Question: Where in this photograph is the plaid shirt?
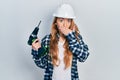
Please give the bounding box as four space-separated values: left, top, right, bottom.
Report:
31 31 89 80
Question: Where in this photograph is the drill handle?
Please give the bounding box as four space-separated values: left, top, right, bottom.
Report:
27 20 41 45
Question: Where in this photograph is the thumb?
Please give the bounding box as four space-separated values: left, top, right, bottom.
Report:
32 38 39 44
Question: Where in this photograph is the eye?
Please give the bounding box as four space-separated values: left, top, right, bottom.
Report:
59 19 63 22
68 19 72 22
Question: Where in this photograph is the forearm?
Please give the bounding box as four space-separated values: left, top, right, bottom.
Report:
31 46 48 69
66 31 89 62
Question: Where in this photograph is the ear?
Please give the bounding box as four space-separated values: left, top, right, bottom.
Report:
55 23 57 25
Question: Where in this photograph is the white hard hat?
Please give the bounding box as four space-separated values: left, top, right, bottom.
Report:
53 4 76 19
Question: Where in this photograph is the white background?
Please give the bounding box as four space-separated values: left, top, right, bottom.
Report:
0 0 120 80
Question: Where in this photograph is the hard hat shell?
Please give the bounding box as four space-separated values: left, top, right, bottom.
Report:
53 4 75 19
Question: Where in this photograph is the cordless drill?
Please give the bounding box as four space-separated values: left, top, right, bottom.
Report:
27 20 41 45
28 20 49 58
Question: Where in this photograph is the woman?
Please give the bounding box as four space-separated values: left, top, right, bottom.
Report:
31 4 89 80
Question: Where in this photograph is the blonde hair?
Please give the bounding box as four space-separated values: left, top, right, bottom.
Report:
50 17 80 69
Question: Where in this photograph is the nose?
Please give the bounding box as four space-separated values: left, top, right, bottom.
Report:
63 20 67 27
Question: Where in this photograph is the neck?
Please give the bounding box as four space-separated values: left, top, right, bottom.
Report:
59 35 65 43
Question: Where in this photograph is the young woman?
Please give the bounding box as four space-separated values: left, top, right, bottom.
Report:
31 4 89 80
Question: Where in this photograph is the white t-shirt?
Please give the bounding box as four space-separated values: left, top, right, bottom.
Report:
52 41 71 80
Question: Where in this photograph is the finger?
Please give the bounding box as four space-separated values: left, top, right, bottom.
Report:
32 39 39 44
35 39 39 43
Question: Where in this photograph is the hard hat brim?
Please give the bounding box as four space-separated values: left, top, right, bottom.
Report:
53 14 76 19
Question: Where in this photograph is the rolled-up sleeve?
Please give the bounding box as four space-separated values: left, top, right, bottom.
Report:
31 35 50 69
66 31 89 62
